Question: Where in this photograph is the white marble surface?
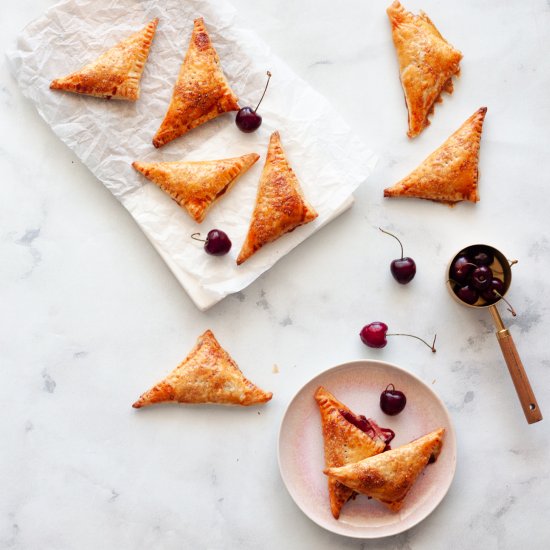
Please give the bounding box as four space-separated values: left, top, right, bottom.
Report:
1 0 549 548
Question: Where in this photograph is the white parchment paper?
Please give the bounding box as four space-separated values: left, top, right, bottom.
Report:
7 0 376 310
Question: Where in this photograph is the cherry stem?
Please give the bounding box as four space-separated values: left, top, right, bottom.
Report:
385 383 396 392
379 227 404 259
491 260 517 275
254 71 272 113
494 291 517 316
387 333 437 353
191 232 206 243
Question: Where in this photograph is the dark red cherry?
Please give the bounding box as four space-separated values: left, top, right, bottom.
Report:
471 265 493 290
380 384 407 416
236 71 271 133
360 322 388 348
360 322 437 352
205 230 232 255
191 230 232 256
391 258 416 284
450 255 475 284
472 248 494 266
455 284 479 305
380 228 416 284
481 278 505 303
235 107 262 133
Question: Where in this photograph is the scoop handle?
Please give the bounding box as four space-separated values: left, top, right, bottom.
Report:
495 329 542 424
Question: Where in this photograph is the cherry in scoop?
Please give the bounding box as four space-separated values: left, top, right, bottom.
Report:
235 71 272 133
450 255 475 284
470 265 493 290
450 246 517 315
455 284 479 305
379 228 416 284
481 278 505 304
472 248 494 266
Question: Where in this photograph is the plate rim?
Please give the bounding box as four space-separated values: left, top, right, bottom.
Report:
277 358 457 539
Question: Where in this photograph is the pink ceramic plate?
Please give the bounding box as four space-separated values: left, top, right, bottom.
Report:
277 360 456 538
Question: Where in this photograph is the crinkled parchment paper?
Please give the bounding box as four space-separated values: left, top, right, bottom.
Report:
7 0 376 310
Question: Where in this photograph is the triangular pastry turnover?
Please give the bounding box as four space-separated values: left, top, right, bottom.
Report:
324 428 445 512
50 18 158 101
152 18 239 148
132 153 259 223
387 1 462 137
133 330 272 408
315 387 387 519
384 107 487 203
236 131 318 265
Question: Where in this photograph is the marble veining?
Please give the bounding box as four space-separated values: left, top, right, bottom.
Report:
2 0 550 549
41 369 56 393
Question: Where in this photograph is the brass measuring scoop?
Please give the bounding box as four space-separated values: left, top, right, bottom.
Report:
447 244 542 424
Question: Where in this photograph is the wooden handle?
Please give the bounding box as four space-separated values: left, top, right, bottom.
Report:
496 329 542 424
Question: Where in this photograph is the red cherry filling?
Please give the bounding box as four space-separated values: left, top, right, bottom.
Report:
339 409 395 450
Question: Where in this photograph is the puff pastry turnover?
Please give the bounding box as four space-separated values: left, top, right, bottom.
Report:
133 330 272 408
236 131 318 265
50 18 158 101
315 387 387 519
387 1 462 138
384 107 487 203
132 153 259 223
152 18 239 148
325 428 445 512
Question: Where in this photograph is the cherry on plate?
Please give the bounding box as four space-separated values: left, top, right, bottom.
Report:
380 384 407 416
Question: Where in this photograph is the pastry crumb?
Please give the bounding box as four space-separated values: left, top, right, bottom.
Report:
272 364 279 373
432 379 436 384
